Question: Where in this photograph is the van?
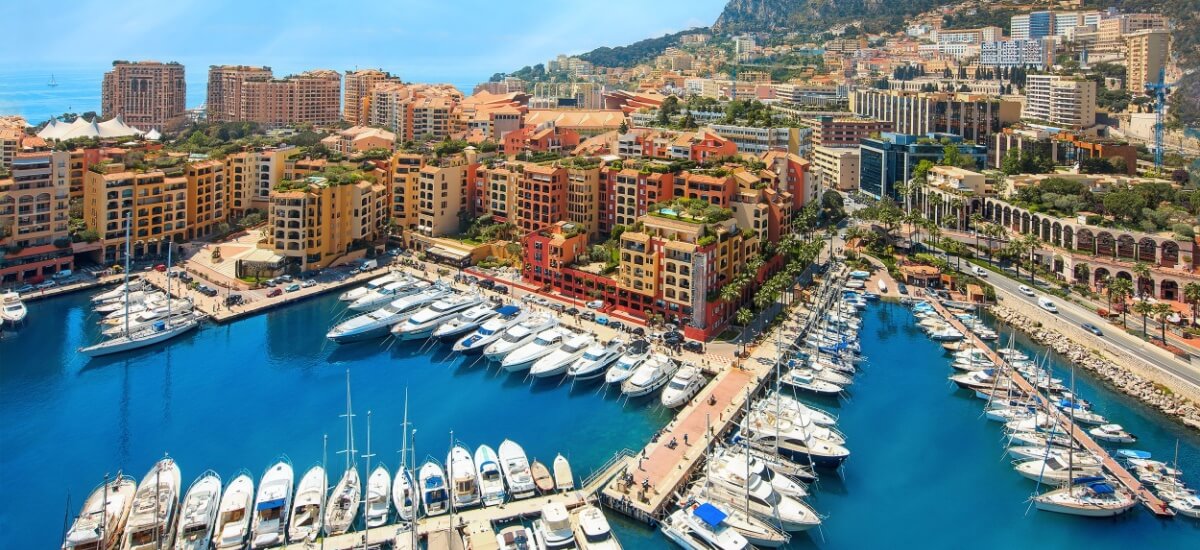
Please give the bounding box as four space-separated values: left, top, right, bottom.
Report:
360 259 378 270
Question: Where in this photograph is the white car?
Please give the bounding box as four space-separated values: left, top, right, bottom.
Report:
972 266 988 278
1038 297 1058 313
586 300 604 309
1018 284 1035 297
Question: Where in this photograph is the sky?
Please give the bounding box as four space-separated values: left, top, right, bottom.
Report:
5 0 727 83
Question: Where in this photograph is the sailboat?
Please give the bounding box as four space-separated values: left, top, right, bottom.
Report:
287 463 326 542
325 371 361 535
62 474 137 550
364 411 392 528
49 74 58 87
81 236 200 357
392 391 416 523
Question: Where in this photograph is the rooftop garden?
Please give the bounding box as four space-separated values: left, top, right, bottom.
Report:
648 197 734 224
1010 177 1199 238
274 165 376 192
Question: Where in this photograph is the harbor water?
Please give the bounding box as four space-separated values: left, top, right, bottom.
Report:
2 294 1198 548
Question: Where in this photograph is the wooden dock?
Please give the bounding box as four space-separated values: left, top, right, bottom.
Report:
925 297 1174 517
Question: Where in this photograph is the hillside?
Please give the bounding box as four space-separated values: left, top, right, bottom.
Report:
712 0 956 34
577 29 706 68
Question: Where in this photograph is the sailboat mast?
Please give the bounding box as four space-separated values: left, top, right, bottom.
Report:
447 430 455 528
165 242 172 328
321 434 328 537
410 428 418 550
362 410 373 546
122 214 132 336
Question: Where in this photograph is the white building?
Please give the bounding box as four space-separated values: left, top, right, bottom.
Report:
1024 75 1097 130
810 146 860 192
979 39 1054 68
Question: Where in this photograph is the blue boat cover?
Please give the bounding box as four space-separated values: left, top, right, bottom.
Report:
496 305 520 315
694 503 727 528
1072 475 1105 485
257 498 286 511
1115 449 1151 459
1089 483 1115 494
424 476 443 489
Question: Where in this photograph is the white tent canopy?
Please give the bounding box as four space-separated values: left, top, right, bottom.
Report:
36 115 144 141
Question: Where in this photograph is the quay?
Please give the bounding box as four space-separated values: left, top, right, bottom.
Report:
925 297 1175 517
18 272 123 302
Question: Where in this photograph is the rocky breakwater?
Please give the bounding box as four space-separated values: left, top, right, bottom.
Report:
990 305 1200 430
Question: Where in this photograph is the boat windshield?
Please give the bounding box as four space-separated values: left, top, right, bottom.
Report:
668 380 688 390
582 351 604 361
532 335 558 346
478 327 496 336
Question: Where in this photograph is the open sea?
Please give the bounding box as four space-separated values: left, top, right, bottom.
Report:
1 294 1198 548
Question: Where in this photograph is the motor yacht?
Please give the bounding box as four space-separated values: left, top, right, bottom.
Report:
1089 424 1136 444
1169 494 1200 519
1014 456 1102 483
418 461 450 517
571 505 621 550
756 391 838 427
392 293 485 340
213 473 254 550
446 445 481 510
568 338 625 381
93 279 146 303
780 368 843 396
324 466 360 535
621 354 679 397
530 331 594 378
287 465 326 543
0 291 27 325
121 457 182 550
62 474 137 550
1007 445 1095 462
453 306 527 354
95 290 163 314
747 409 846 446
365 465 391 528
327 286 450 343
174 471 222 550
483 313 558 361
432 303 503 342
347 278 427 312
249 458 293 549
498 439 537 499
661 366 706 408
950 369 1009 391
984 405 1037 423
1033 476 1136 517
735 428 850 468
391 467 416 523
711 447 808 498
339 273 400 302
661 501 750 550
475 445 507 507
604 340 651 385
496 526 541 550
695 478 820 532
501 327 568 372
532 502 576 550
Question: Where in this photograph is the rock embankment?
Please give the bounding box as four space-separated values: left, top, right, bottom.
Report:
990 306 1200 430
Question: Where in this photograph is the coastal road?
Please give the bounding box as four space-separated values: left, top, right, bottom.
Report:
982 267 1200 389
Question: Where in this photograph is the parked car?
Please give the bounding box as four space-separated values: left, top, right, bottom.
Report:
596 315 609 325
684 341 704 353
580 311 596 322
631 327 646 337
565 307 580 316
607 320 624 332
1018 284 1036 297
285 283 301 293
1081 322 1103 336
664 331 683 344
267 288 283 298
493 284 509 295
586 300 604 309
225 294 244 306
53 269 73 279
279 274 294 283
533 297 550 306
263 279 278 287
896 282 908 295
198 285 219 297
154 264 167 272
36 280 56 289
478 279 496 290
301 279 317 288
549 303 565 313
15 284 34 293
179 272 193 283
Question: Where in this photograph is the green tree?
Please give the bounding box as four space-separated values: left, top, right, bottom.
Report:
1107 277 1134 327
735 307 754 355
1132 299 1156 339
1152 302 1174 342
1184 282 1200 325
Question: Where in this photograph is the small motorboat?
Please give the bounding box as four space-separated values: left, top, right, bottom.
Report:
876 279 888 293
531 460 555 494
572 504 621 550
780 368 843 396
661 501 751 550
213 472 254 549
431 303 502 341
418 461 450 517
1169 494 1200 519
250 458 293 549
453 306 527 354
496 525 539 550
553 454 574 492
175 470 222 550
530 331 593 378
568 338 625 381
483 314 558 361
1089 424 1136 444
532 502 575 550
474 445 507 507
365 465 391 528
604 340 650 385
501 327 567 372
0 291 27 325
661 365 706 408
497 439 537 499
621 353 678 397
446 445 481 510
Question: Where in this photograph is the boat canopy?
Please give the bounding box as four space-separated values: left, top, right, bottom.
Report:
496 305 520 316
693 503 727 528
1088 483 1116 494
257 498 286 511
1072 475 1106 485
1115 449 1152 459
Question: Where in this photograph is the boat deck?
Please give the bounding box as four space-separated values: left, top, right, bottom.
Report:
925 298 1174 517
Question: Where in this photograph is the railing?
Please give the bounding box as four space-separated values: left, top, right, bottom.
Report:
581 448 635 492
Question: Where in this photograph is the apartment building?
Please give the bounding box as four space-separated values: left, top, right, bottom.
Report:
522 220 589 284
0 126 22 172
979 39 1054 68
225 146 300 215
502 123 580 156
565 163 601 240
83 162 190 263
850 89 1020 144
1011 11 1054 40
343 69 400 125
931 26 1003 44
811 146 861 192
804 116 891 147
0 151 73 282
369 83 462 142
608 168 674 229
1125 30 1170 91
675 172 737 207
704 124 806 155
389 153 425 241
319 126 396 156
184 160 226 239
517 164 567 234
1024 75 1097 130
858 133 986 200
101 61 186 130
417 156 469 238
206 65 273 123
242 70 341 128
267 174 387 270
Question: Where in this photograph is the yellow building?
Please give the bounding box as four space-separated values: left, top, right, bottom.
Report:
268 173 387 270
390 153 426 241
185 160 227 239
565 163 601 240
224 146 299 215
83 162 189 263
0 150 73 281
1125 29 1170 91
417 156 469 238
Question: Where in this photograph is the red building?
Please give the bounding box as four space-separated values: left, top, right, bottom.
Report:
502 122 581 156
517 164 568 233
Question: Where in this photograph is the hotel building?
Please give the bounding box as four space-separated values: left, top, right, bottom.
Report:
101 61 187 130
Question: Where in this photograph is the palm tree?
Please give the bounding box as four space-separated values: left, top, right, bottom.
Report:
1131 261 1151 298
1022 233 1041 284
1184 282 1200 326
1152 302 1174 342
719 283 742 305
1107 277 1133 327
735 307 754 355
1132 299 1155 338
1074 262 1090 286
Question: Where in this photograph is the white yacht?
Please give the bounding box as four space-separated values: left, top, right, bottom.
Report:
392 293 485 340
532 502 576 550
365 465 392 528
1 291 27 325
327 286 450 342
453 306 526 354
324 468 360 535
1014 456 1102 483
1033 476 1137 517
287 465 326 543
661 502 750 550
621 354 679 397
530 331 594 378
568 339 625 381
736 428 850 469
82 316 201 357
498 439 537 499
604 340 651 385
475 444 507 507
347 278 427 312
447 445 482 510
121 457 182 550
501 327 568 372
173 471 222 550
697 478 820 532
572 505 621 550
103 306 197 337
95 290 163 314
661 366 706 408
432 303 502 342
93 279 146 303
1089 424 1136 444
391 467 415 523
418 461 450 517
748 408 846 446
213 473 254 550
339 273 401 302
482 313 558 361
62 474 137 550
249 459 293 549
755 391 839 427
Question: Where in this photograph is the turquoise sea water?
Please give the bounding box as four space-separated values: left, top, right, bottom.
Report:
1 295 1198 548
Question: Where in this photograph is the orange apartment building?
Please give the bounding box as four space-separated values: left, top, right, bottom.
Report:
389 153 425 243
83 162 190 263
101 61 187 130
343 69 401 125
368 83 463 142
0 151 73 283
184 160 226 239
517 164 568 234
267 174 388 270
605 167 675 230
502 123 580 156
206 67 341 127
206 65 273 123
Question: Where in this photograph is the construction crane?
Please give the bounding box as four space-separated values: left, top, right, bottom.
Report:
1145 68 1178 174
